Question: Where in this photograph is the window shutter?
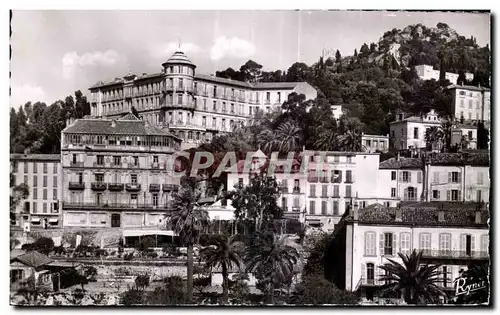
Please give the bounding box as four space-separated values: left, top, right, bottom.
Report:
374 265 380 285
379 233 384 256
446 190 451 201
458 190 462 201
408 172 412 182
437 191 440 199
458 172 462 183
392 233 397 256
364 234 368 256
459 234 466 251
417 171 422 183
399 171 403 181
448 172 452 183
361 263 366 282
415 187 418 201
471 235 476 252
404 188 408 201
419 233 424 249
399 233 403 253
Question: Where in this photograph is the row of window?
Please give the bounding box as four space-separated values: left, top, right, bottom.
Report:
364 232 489 257
391 171 484 185
21 175 58 188
66 134 178 148
307 200 345 215
197 98 246 115
459 98 482 109
24 201 59 214
390 170 422 183
13 162 58 174
69 192 171 207
308 184 353 198
28 188 58 201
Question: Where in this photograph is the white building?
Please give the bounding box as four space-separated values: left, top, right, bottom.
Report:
390 110 441 150
361 134 389 153
377 157 423 205
414 64 474 85
331 202 489 303
330 105 344 120
447 84 491 123
425 152 490 203
10 154 63 229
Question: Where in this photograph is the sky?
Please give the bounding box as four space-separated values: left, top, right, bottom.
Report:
10 10 490 109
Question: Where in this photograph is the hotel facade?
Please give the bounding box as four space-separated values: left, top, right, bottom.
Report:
60 114 182 228
88 51 317 150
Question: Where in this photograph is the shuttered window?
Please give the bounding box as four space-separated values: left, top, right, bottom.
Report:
400 232 411 255
364 232 376 256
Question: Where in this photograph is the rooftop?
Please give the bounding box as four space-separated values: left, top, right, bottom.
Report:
348 202 489 227
11 251 54 268
252 82 304 90
379 157 422 169
162 51 196 67
10 154 60 162
447 84 491 92
194 73 253 88
427 152 489 166
63 117 180 139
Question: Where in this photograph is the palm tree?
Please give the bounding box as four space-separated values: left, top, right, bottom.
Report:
378 249 446 304
440 117 454 152
424 126 444 151
166 179 209 303
314 122 339 151
336 129 362 152
245 233 300 304
274 121 303 153
257 128 275 154
200 234 244 304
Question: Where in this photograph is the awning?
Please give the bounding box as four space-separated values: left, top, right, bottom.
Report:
122 229 176 238
31 218 41 223
48 219 59 223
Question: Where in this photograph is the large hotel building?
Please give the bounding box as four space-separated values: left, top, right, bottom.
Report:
88 51 317 150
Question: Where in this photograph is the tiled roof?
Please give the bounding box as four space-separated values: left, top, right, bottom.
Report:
134 72 163 81
162 51 195 67
252 82 302 89
348 202 489 227
10 154 60 161
119 113 141 121
194 73 253 88
428 152 489 166
447 84 491 92
379 157 422 169
10 249 26 260
63 118 179 137
11 251 53 268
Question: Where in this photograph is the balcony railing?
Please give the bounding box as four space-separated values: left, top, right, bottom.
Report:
319 177 329 183
151 162 160 169
70 162 84 168
108 183 124 191
125 183 142 192
292 187 301 194
63 202 173 210
279 187 289 193
345 178 354 184
162 184 179 192
91 182 107 191
68 182 85 190
149 184 161 192
420 249 489 260
291 206 301 212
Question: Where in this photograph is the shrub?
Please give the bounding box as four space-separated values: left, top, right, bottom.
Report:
124 253 134 261
95 249 107 257
289 275 359 305
121 288 144 305
115 267 132 277
84 266 98 282
135 274 150 290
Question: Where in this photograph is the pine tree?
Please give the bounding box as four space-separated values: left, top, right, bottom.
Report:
354 49 358 57
335 50 341 63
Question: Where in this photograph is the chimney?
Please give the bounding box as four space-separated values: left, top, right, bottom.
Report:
438 210 445 223
396 151 400 161
395 206 402 222
461 81 463 86
352 202 359 220
475 211 482 224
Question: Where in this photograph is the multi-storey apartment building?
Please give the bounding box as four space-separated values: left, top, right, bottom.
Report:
61 114 182 229
414 64 474 85
447 84 491 123
88 51 317 150
10 154 62 229
425 152 490 203
225 150 380 232
330 202 489 303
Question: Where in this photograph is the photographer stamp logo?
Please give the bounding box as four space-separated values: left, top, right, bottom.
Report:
453 277 487 296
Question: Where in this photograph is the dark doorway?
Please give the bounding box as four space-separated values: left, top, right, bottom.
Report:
466 235 472 256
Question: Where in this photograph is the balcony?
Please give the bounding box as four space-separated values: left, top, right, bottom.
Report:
345 178 354 184
291 206 301 212
108 183 124 191
69 162 84 168
68 182 85 190
125 183 142 192
91 182 107 191
149 184 161 192
320 177 329 183
151 162 160 169
63 202 173 211
307 176 319 183
279 186 289 193
420 249 489 260
162 184 179 192
292 187 301 194
332 193 341 198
